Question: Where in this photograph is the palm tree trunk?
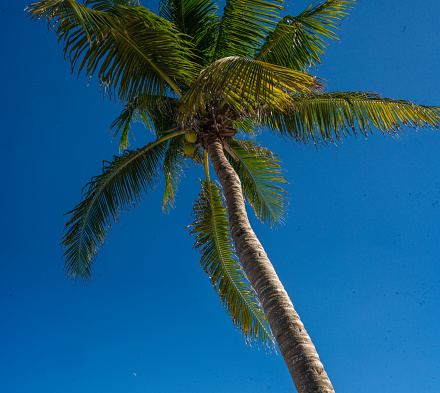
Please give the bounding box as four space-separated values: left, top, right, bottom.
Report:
206 136 334 393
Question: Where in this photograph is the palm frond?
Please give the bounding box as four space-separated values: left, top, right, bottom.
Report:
226 140 287 227
261 91 440 145
159 0 219 65
109 100 154 151
86 0 140 8
62 130 184 279
212 0 283 61
110 95 179 150
190 180 275 348
83 0 140 9
256 0 354 71
180 56 320 118
162 135 188 211
232 117 260 137
26 0 198 100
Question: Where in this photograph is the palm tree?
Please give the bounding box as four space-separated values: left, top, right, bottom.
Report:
27 0 440 391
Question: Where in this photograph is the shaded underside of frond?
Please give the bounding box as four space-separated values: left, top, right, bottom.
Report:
83 0 140 10
159 0 219 65
227 139 287 227
110 99 154 151
261 91 440 145
190 180 275 348
256 0 355 71
26 0 198 100
181 56 319 118
62 132 184 279
110 95 179 150
212 0 283 61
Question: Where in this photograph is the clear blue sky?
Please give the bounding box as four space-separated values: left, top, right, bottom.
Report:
1 1 439 392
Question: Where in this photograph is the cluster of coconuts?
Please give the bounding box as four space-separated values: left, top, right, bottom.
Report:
183 130 198 156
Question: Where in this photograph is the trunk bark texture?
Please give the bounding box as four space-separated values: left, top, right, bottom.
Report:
206 136 334 393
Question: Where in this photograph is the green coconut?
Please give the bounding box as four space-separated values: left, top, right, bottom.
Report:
185 130 198 144
183 142 196 156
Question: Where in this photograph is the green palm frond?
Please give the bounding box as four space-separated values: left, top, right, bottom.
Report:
261 91 440 144
62 130 184 279
181 56 320 117
159 0 219 65
226 140 287 227
26 0 198 99
84 0 140 9
110 95 179 150
256 0 354 71
190 180 275 348
232 117 260 137
110 101 154 151
162 135 188 211
212 0 283 61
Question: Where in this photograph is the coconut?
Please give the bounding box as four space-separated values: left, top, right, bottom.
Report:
185 130 198 144
183 143 196 156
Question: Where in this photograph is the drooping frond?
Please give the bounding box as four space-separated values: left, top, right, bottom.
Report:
260 91 440 145
190 180 275 348
110 100 154 151
162 134 188 211
62 131 184 279
256 0 354 71
159 0 219 65
26 0 198 99
181 56 320 118
212 0 283 61
110 95 179 150
226 139 287 227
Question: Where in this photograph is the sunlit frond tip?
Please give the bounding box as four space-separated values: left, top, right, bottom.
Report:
256 0 355 71
262 91 440 145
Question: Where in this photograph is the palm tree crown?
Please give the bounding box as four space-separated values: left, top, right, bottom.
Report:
27 0 440 391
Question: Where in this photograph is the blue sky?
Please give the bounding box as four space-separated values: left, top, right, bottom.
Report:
1 1 439 392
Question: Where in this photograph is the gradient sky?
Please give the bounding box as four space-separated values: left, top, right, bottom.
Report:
1 1 440 392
